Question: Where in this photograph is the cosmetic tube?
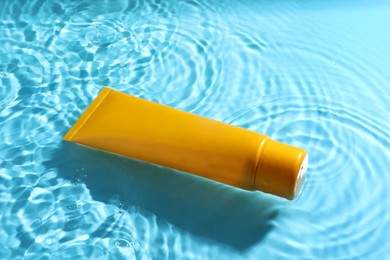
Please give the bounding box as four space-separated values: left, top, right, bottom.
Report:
64 87 308 199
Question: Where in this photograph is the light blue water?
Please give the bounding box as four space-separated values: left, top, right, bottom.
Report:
1 0 390 259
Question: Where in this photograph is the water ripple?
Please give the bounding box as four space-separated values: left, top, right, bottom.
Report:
20 201 142 259
227 93 390 258
1 0 390 259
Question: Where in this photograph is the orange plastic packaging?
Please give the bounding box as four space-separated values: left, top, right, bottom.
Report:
63 87 308 199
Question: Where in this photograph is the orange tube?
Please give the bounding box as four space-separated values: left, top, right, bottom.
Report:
63 87 308 199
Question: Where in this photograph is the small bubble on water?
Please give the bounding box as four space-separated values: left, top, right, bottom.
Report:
114 239 132 249
67 203 81 210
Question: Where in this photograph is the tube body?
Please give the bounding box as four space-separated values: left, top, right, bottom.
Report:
64 87 308 199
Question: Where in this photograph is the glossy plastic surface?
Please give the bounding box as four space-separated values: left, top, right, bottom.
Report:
64 87 308 199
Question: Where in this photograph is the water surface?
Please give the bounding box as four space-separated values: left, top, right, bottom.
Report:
1 0 389 259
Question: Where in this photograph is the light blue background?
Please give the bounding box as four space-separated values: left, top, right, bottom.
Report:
0 0 389 259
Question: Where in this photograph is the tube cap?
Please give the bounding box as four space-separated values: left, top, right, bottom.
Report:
254 140 308 200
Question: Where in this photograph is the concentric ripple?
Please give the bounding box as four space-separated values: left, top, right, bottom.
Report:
1 0 390 259
226 93 390 258
21 201 142 260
